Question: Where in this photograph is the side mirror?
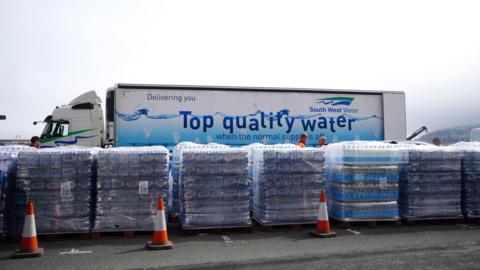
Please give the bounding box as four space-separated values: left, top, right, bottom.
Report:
0 115 6 120
33 121 38 125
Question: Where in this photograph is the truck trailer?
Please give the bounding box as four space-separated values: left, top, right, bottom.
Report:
37 84 406 148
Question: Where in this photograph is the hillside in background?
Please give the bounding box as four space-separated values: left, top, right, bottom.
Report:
417 124 480 145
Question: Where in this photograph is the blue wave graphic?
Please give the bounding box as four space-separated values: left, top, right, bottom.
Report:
339 114 383 121
333 101 352 106
117 109 179 121
54 135 96 146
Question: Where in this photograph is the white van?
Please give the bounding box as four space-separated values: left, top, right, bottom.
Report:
470 128 480 142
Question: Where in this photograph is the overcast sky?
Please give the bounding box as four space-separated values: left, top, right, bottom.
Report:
1 0 479 139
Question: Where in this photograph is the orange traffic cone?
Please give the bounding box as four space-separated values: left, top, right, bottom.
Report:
145 197 173 250
12 201 44 258
309 190 337 238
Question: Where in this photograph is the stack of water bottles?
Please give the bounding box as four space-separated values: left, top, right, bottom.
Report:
398 145 463 219
95 146 169 231
242 143 298 212
242 143 263 212
179 146 251 229
0 145 29 235
325 141 401 221
461 146 480 218
0 148 14 235
15 147 94 233
252 146 325 224
169 142 229 215
0 170 4 235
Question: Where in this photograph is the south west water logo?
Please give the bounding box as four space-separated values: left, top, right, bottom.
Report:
316 97 354 106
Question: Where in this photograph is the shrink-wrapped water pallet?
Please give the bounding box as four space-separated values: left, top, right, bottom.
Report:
452 142 480 218
325 142 400 221
15 147 94 233
0 145 30 235
399 145 463 220
242 143 298 212
252 147 325 225
170 142 229 215
94 146 169 231
179 147 251 229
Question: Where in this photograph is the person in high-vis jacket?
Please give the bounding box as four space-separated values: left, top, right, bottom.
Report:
296 133 308 148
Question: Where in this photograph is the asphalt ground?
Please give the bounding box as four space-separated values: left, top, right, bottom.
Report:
1 223 480 270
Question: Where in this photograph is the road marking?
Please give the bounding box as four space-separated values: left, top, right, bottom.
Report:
222 235 233 243
458 224 478 230
346 229 361 235
59 248 93 255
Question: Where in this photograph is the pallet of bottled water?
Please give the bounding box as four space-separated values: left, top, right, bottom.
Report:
0 145 30 235
398 145 463 219
170 142 229 215
94 146 169 231
462 149 480 218
453 142 480 218
324 141 401 221
14 147 94 233
0 171 6 235
252 147 325 225
0 145 29 174
242 143 298 212
328 200 399 220
179 147 251 229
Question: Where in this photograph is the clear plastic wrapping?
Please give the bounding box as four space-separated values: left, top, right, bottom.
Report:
242 143 298 212
325 141 402 165
0 145 30 235
0 170 5 234
328 181 398 202
15 147 94 234
253 147 325 224
179 147 251 229
398 145 463 219
324 141 401 221
94 146 169 231
453 142 480 218
328 200 399 220
169 142 229 215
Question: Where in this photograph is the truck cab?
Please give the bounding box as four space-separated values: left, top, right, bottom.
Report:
38 91 104 147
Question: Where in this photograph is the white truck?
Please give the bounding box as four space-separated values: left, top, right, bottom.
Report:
471 128 480 142
37 84 406 148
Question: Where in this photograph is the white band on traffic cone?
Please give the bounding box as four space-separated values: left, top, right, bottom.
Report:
317 202 328 221
22 214 37 238
154 210 167 231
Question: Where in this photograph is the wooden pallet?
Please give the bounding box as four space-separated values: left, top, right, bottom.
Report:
464 217 480 224
331 218 402 229
181 225 253 236
90 230 152 240
401 217 465 226
252 216 316 232
38 232 91 241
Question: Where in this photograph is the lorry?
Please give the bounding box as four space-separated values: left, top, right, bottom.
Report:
36 84 406 148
